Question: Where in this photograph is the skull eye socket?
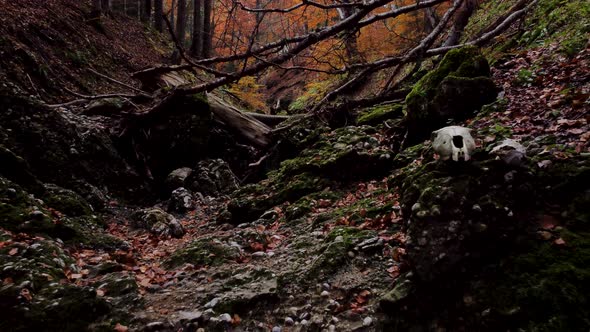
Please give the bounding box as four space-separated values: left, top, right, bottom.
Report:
452 135 464 148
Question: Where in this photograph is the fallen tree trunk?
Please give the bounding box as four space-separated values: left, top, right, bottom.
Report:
207 93 272 147
244 112 291 127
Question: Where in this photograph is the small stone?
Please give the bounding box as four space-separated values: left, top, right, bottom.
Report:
29 210 46 221
411 203 421 212
300 319 309 326
363 316 373 327
537 230 553 241
334 235 344 242
348 251 355 258
299 312 311 320
322 283 331 290
328 324 336 332
272 327 281 332
204 297 220 309
321 290 330 297
285 317 295 326
472 204 482 212
177 311 202 322
145 322 167 331
219 313 232 323
252 251 266 258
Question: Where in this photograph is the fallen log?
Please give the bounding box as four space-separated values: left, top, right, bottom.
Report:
206 93 272 148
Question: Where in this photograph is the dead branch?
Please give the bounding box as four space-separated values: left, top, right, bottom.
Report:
313 0 464 112
87 68 152 97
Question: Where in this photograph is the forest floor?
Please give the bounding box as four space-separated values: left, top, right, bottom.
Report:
0 1 589 331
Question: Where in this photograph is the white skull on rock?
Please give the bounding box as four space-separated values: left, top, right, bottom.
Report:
431 126 476 161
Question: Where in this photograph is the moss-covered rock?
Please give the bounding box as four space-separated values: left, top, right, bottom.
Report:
306 226 374 280
380 155 590 331
405 46 498 142
42 184 94 217
165 237 241 268
0 233 112 331
130 207 185 238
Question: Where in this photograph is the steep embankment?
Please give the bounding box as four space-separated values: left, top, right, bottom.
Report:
0 0 170 102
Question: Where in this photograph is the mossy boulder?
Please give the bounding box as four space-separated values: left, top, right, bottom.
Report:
165 237 241 268
130 207 185 238
380 156 590 331
306 227 374 280
0 176 54 234
397 159 535 282
405 46 499 142
0 234 111 331
42 184 94 217
186 159 239 196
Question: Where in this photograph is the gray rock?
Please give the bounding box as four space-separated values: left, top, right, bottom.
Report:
219 313 232 323
187 159 239 196
130 208 185 238
167 187 194 212
166 167 193 191
205 297 221 309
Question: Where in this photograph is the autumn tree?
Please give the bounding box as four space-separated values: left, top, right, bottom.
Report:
134 0 538 122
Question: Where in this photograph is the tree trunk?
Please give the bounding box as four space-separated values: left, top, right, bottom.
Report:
176 0 187 47
91 0 102 18
207 93 271 147
443 0 477 47
101 0 110 14
154 0 163 31
190 0 202 57
336 1 360 62
141 0 152 23
202 0 212 58
170 0 176 34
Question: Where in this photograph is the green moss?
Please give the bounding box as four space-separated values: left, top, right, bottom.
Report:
42 184 94 217
307 226 375 279
165 238 240 268
404 46 496 140
357 103 403 125
520 0 590 55
405 46 490 114
475 229 590 331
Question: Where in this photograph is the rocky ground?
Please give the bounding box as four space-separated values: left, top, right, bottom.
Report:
1 1 589 331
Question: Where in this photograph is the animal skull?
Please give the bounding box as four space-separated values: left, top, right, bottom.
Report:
431 126 476 161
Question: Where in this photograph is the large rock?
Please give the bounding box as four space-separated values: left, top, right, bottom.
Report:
404 46 499 142
165 167 193 192
187 159 239 196
130 207 185 238
395 159 534 282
